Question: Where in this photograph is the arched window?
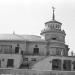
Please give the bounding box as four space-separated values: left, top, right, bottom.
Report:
63 60 71 71
56 48 61 55
52 59 61 70
15 44 20 54
33 45 39 55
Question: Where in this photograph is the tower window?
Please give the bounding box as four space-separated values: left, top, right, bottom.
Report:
52 38 56 40
56 48 61 55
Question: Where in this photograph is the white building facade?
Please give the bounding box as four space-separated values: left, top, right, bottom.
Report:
0 7 75 71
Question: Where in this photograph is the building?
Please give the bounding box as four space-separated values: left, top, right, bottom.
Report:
0 7 75 72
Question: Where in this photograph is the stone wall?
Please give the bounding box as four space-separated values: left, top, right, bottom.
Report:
0 69 75 75
0 54 22 68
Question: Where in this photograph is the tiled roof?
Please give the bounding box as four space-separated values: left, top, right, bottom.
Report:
0 34 45 42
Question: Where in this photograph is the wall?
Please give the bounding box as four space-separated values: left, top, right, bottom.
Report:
0 40 47 56
0 41 26 54
1 69 75 75
0 54 22 68
27 41 47 55
32 56 75 71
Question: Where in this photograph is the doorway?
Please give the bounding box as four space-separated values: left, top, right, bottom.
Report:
7 59 14 67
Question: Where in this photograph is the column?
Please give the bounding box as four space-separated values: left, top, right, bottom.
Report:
61 58 63 71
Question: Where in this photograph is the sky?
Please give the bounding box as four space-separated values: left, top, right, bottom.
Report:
0 0 75 52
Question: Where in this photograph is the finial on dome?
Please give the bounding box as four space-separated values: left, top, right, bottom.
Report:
52 6 55 20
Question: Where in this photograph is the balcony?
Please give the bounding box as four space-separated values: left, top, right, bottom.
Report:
41 29 66 35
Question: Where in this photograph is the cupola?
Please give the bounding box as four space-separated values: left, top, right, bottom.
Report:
40 7 66 42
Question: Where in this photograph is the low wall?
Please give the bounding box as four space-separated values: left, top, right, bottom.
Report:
0 69 75 75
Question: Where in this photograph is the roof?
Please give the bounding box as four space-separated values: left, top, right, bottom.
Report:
0 34 45 42
21 35 44 41
45 20 62 25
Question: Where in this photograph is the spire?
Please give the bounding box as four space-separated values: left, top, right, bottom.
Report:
52 6 55 20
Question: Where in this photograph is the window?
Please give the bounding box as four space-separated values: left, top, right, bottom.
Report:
63 60 71 71
56 48 61 55
33 45 39 55
23 58 28 61
15 44 19 54
56 25 59 29
23 63 29 68
31 58 36 61
2 59 4 61
20 63 29 69
33 48 39 55
0 45 12 54
35 45 38 47
7 59 14 67
73 61 75 70
52 59 61 70
0 60 1 67
21 51 23 55
52 38 56 40
15 47 19 54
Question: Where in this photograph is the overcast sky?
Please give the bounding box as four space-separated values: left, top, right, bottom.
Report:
0 0 75 52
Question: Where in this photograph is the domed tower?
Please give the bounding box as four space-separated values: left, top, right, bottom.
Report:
40 7 69 56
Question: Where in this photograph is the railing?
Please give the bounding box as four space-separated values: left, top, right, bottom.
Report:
0 68 75 75
41 28 65 34
68 52 75 56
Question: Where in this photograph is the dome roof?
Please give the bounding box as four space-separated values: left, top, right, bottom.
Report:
0 34 45 42
45 20 62 25
45 7 62 25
